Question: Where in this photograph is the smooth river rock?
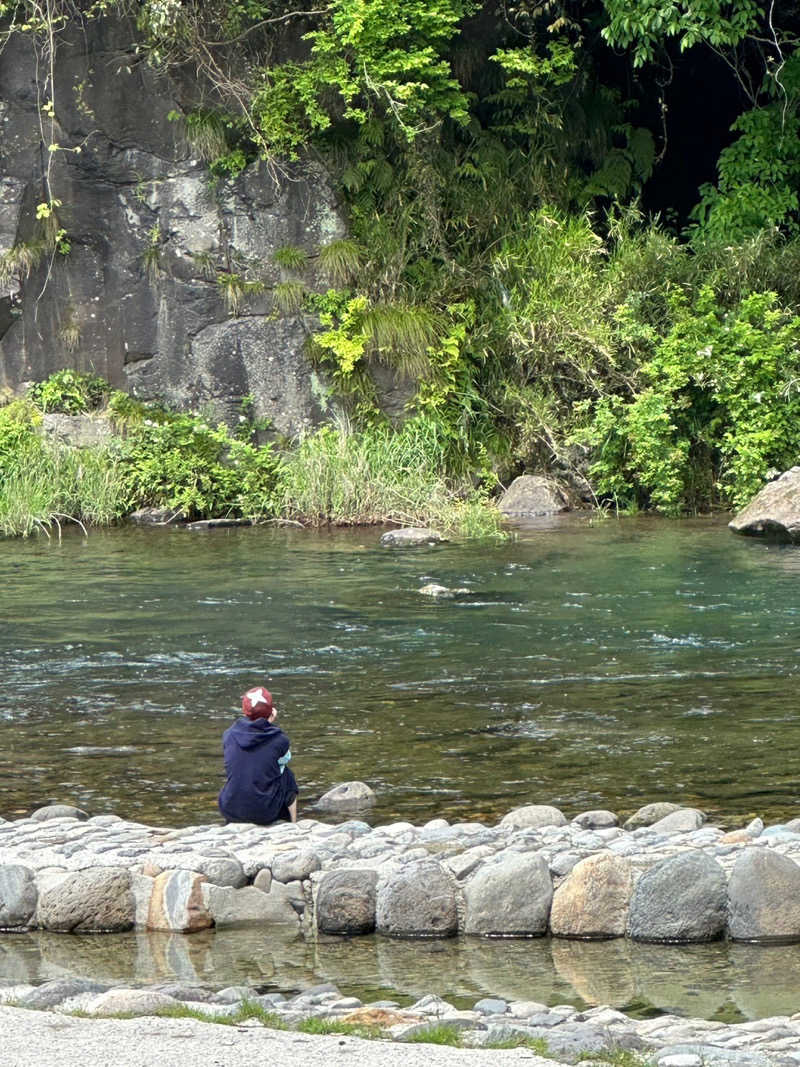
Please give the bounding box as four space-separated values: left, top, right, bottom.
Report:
379 528 446 547
315 782 377 812
271 850 321 883
0 864 37 929
28 804 89 822
316 869 378 935
36 867 134 933
622 802 681 830
201 883 299 928
627 852 727 943
499 804 567 830
463 851 552 936
550 853 633 939
376 860 458 938
649 808 706 834
728 849 800 941
572 810 619 830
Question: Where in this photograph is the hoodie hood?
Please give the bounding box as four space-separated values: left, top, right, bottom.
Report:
226 718 282 750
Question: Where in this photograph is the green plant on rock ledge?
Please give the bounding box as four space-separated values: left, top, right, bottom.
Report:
28 369 108 414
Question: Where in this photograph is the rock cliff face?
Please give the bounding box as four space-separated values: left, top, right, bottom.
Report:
0 16 345 434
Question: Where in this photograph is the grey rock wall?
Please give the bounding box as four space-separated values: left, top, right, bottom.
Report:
0 15 346 435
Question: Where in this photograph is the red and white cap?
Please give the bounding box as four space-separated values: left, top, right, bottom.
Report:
241 686 274 720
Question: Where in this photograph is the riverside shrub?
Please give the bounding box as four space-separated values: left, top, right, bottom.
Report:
578 288 800 514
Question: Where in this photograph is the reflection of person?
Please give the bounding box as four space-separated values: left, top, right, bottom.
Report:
218 686 298 825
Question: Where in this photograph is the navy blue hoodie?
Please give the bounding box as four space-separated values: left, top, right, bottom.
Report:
218 718 298 825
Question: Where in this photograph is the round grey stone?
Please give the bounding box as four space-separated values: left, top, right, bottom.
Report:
194 856 247 888
572 810 619 830
627 851 726 943
376 860 457 937
464 851 552 936
728 848 800 941
0 864 37 929
28 804 89 822
315 782 377 812
623 803 682 830
271 849 321 883
649 808 706 833
498 804 567 830
316 869 377 935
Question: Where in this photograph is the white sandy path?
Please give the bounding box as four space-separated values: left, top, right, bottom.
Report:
0 1006 554 1067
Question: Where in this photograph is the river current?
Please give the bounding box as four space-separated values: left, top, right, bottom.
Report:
3 515 798 826
3 515 800 1020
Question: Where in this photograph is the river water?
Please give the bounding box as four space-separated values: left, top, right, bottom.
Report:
2 514 800 1017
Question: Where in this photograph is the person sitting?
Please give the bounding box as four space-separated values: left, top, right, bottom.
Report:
218 686 298 825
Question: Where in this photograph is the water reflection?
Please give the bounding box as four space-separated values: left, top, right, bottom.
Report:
3 930 800 1022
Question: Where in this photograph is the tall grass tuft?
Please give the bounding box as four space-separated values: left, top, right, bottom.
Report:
0 442 126 537
278 418 503 538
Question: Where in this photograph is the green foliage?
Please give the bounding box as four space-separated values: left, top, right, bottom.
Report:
691 55 800 240
28 369 108 414
157 998 287 1028
278 418 503 537
115 410 283 519
295 1017 384 1039
577 288 800 513
601 0 762 66
403 1023 464 1046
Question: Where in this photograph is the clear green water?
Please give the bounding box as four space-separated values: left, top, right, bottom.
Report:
3 515 800 1019
3 515 799 826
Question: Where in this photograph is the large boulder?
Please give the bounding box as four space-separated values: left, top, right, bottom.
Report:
550 853 633 939
497 476 577 517
729 467 800 542
36 867 134 932
728 849 800 941
0 864 38 929
648 807 706 833
627 852 727 943
463 851 552 936
376 860 458 938
316 869 378 935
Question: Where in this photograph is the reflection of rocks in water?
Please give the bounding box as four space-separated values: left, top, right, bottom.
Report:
629 942 729 1019
464 937 574 1007
551 937 636 1009
34 932 141 984
374 937 475 1004
729 942 800 1020
0 935 40 984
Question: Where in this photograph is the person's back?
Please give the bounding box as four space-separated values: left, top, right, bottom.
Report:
218 686 298 825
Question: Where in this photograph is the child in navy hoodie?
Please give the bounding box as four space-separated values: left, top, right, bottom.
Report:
218 686 298 825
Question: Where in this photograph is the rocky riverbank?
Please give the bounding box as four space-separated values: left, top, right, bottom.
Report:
2 974 800 1065
3 800 800 942
4 801 800 1064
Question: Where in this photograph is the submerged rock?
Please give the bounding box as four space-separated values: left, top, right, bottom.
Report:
418 583 470 598
380 528 446 547
729 467 800 542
